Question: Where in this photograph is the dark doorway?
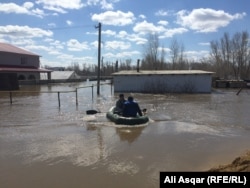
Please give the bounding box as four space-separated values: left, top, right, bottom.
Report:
0 73 19 90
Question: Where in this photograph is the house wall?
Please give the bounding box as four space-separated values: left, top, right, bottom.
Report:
0 73 19 90
17 72 40 80
113 74 212 93
0 52 40 68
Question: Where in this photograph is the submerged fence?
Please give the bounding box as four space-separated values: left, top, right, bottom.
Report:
0 82 113 108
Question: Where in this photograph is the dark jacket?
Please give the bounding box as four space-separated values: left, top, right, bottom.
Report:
115 99 126 114
123 100 142 117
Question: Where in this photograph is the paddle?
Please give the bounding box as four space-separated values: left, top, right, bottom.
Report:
86 110 99 115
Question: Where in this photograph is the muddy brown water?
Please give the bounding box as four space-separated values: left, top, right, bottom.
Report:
1 81 250 188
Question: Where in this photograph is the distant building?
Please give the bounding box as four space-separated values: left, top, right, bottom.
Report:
112 70 214 93
0 43 51 82
46 67 65 71
41 71 80 81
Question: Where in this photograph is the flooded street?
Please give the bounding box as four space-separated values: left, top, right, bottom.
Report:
1 81 250 188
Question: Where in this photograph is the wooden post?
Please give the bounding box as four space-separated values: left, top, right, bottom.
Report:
75 88 78 106
58 92 60 108
110 81 113 95
236 87 243 95
9 91 12 104
91 85 94 100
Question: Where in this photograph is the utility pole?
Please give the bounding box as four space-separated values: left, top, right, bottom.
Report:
95 22 101 95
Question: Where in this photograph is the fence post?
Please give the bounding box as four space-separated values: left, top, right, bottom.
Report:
110 82 113 95
75 88 78 106
91 85 94 100
9 91 13 104
58 92 60 108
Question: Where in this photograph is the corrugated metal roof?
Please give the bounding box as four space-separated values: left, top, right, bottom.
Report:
41 71 79 80
0 42 39 56
112 70 215 75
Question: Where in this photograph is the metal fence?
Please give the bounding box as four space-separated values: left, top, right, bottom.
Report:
0 82 113 108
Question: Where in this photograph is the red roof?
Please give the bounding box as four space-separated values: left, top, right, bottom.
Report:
0 43 40 56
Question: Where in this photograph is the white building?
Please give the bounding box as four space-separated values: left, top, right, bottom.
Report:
112 70 214 93
41 71 80 80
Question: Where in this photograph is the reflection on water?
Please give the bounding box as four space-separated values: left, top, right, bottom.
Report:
116 126 145 143
1 82 250 188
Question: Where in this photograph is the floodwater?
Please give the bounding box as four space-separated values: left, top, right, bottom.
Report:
1 81 250 188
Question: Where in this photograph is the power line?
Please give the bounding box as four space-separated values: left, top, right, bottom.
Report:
45 24 95 31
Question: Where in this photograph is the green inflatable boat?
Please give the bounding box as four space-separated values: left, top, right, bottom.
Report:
106 106 149 125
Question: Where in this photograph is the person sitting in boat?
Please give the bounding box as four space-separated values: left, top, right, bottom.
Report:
114 93 126 115
122 96 142 117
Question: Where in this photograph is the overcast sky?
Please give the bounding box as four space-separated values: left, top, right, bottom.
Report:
0 0 248 68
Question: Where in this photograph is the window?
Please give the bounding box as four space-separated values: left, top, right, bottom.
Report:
28 75 36 80
21 57 27 65
18 75 26 80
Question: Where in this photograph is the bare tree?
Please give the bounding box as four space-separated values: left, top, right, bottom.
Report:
220 32 232 78
159 44 166 69
142 33 160 70
119 59 132 70
231 31 249 79
169 38 179 69
169 38 187 69
210 31 250 79
210 40 224 78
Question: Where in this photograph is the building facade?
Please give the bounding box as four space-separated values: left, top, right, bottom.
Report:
0 43 51 82
112 70 214 93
